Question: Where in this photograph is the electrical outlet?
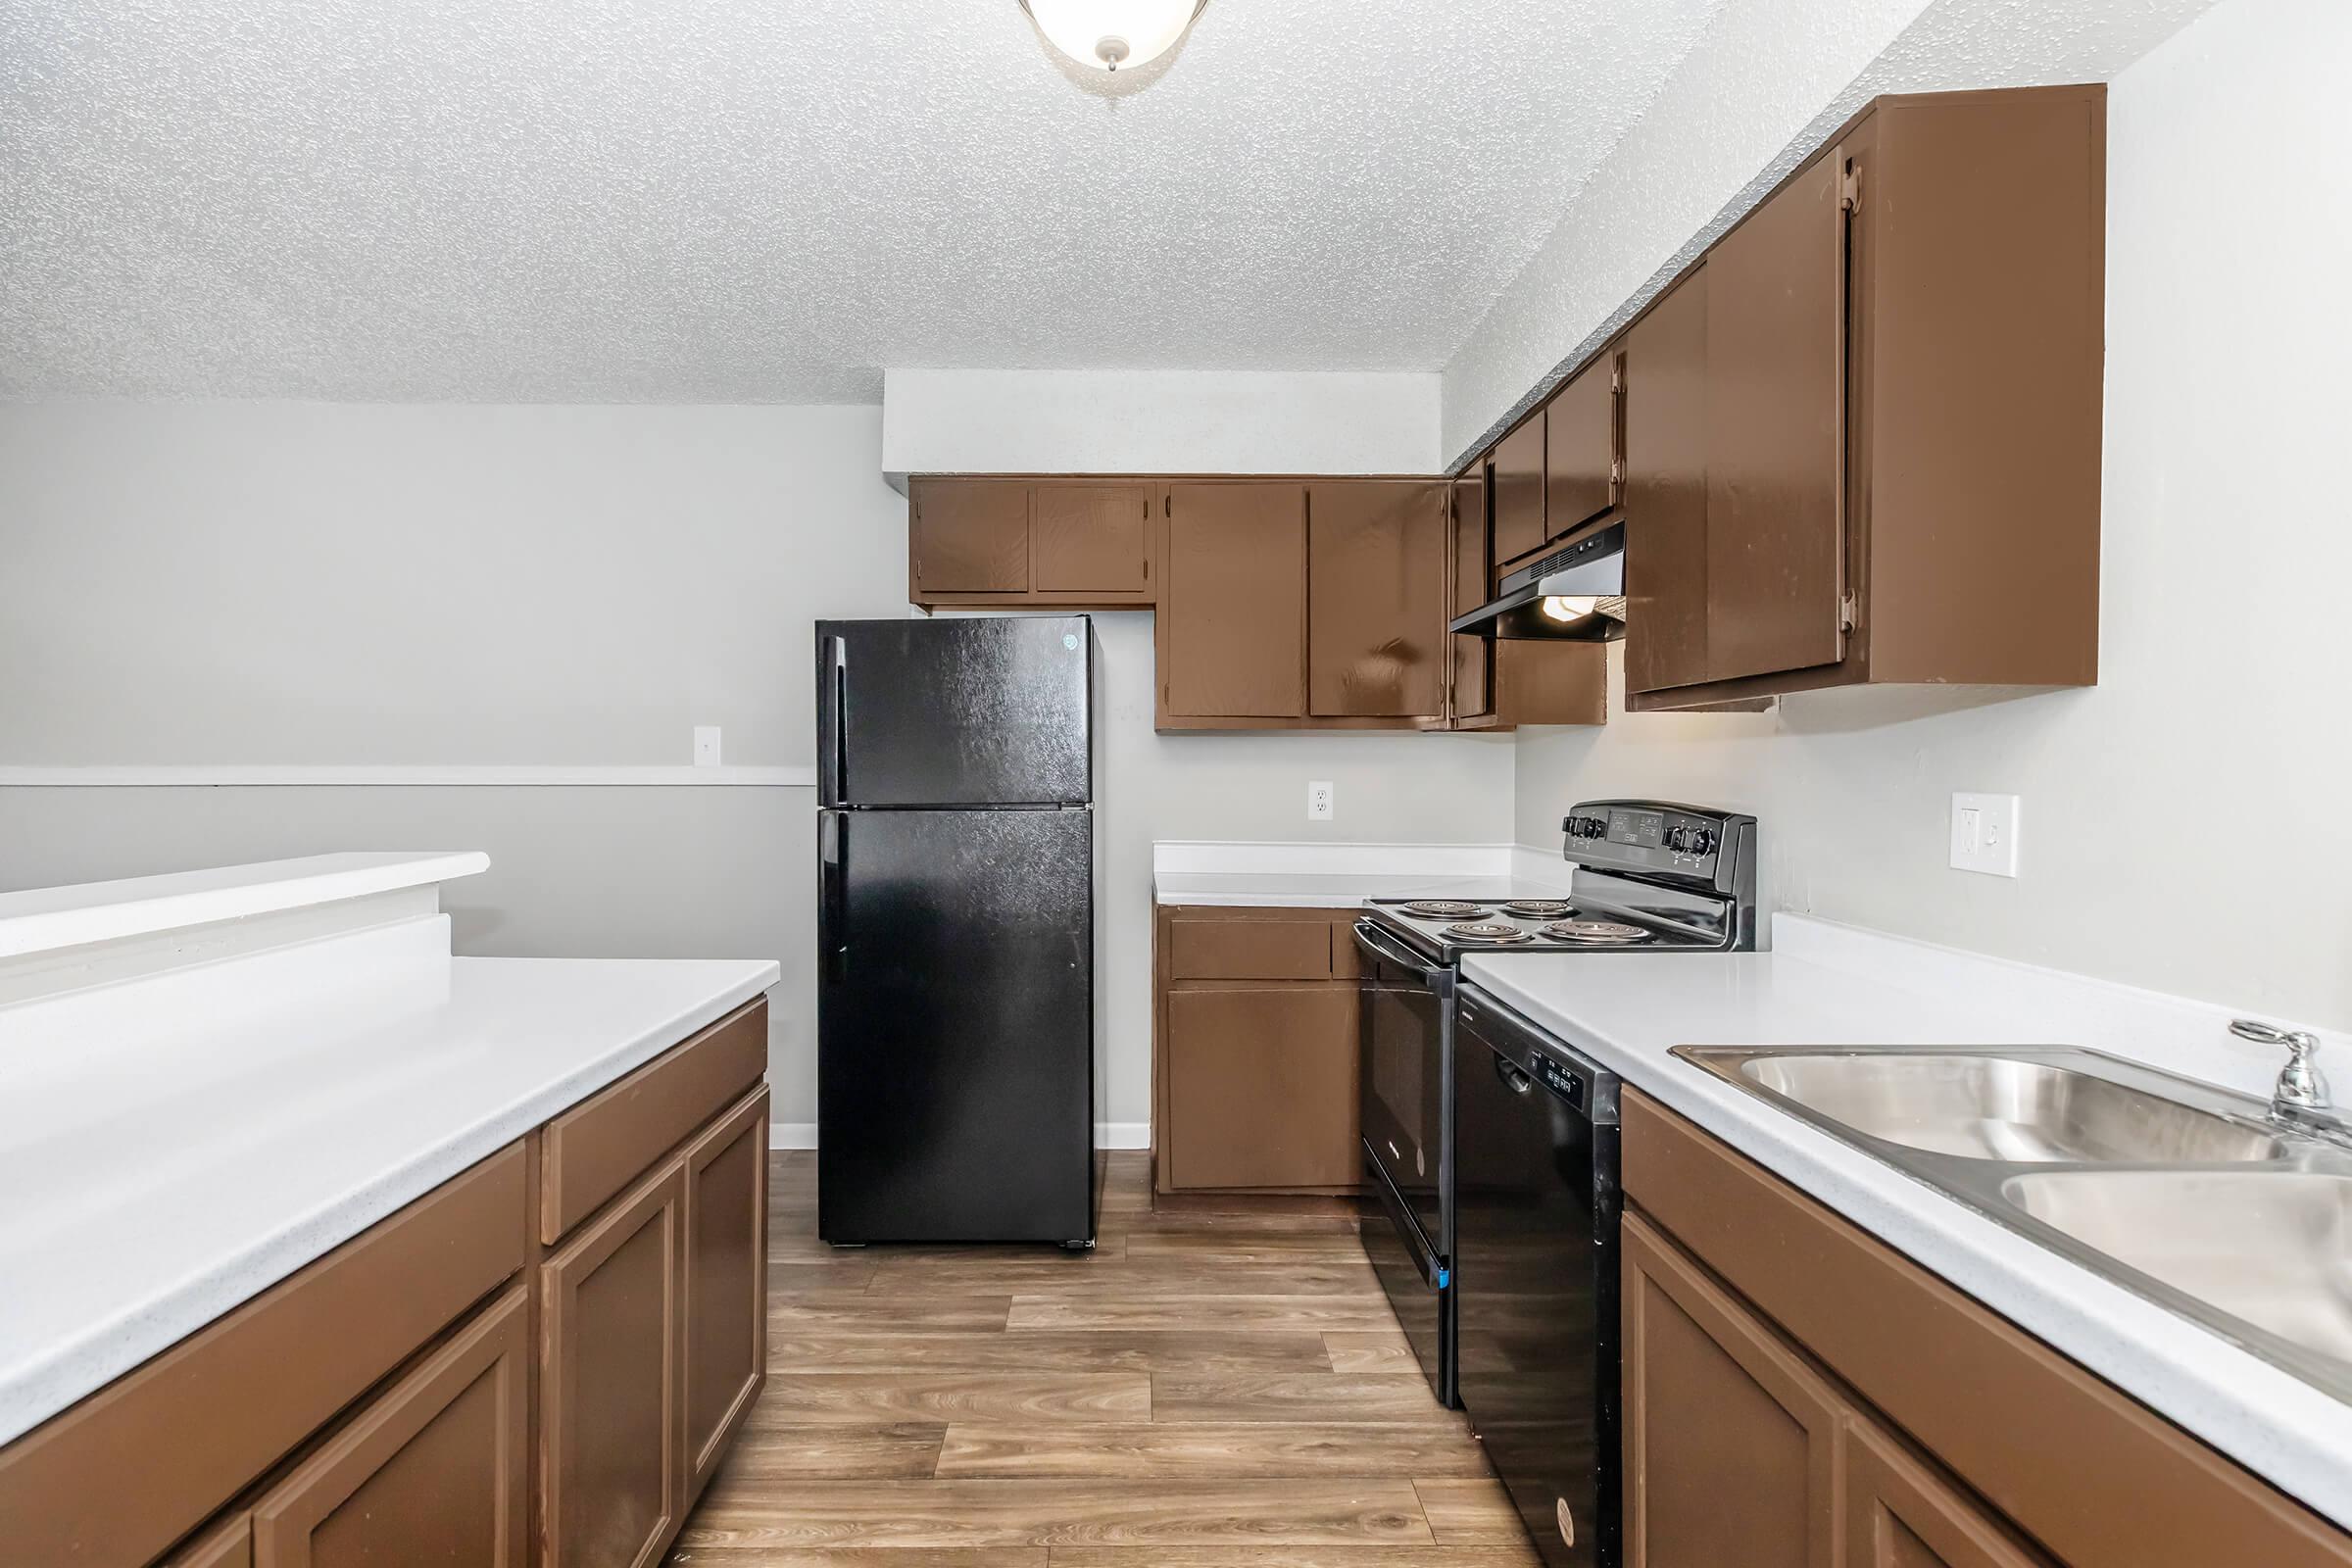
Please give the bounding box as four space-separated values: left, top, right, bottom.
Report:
693 725 723 767
1950 792 2021 877
1307 781 1335 821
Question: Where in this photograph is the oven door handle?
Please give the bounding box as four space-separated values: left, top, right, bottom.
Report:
1352 920 1450 988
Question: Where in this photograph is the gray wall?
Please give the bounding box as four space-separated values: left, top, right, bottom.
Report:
1511 0 2352 1033
0 402 1515 1135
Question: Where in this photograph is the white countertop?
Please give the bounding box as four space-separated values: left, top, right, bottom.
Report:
0 851 488 958
1153 841 1573 907
1462 917 2352 1528
0 859 777 1446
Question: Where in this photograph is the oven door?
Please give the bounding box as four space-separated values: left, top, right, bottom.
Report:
1353 920 1451 1249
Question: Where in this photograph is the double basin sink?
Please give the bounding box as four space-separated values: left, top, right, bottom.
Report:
1674 1046 2352 1399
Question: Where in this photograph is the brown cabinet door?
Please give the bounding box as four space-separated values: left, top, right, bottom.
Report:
1492 413 1547 568
1306 480 1447 718
1623 269 1713 694
1448 466 1494 724
250 1285 530 1568
1545 353 1622 538
911 479 1031 595
1843 1419 2052 1568
684 1087 770 1501
1624 1210 1842 1568
541 1160 687 1568
1164 986 1359 1190
1034 483 1152 594
1704 149 1850 683
1161 483 1307 718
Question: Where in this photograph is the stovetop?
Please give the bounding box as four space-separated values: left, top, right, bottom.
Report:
1362 894 1725 961
1358 799 1760 965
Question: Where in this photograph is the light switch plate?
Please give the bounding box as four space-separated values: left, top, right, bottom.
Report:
1307 781 1335 821
693 725 723 767
1950 792 2021 877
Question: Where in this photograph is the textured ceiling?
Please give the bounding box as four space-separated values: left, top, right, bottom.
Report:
0 0 1725 401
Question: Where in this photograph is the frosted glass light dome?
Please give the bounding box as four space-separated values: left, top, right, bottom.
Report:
1019 0 1208 72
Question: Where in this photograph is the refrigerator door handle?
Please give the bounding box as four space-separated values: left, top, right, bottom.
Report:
828 634 850 805
820 811 848 976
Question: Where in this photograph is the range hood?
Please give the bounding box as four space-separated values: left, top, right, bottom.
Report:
1448 518 1627 641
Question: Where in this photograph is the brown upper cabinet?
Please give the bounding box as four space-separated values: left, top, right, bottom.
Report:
1448 466 1494 726
1545 351 1623 542
1612 85 2106 709
909 477 1155 609
1155 479 1455 731
1443 456 1608 731
1491 412 1546 569
1306 480 1447 718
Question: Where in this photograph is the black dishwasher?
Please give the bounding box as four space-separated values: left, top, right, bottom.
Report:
1451 980 1621 1568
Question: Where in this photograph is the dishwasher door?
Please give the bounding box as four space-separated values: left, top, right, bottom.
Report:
1451 983 1620 1568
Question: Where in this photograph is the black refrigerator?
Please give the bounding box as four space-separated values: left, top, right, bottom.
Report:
814 614 1100 1246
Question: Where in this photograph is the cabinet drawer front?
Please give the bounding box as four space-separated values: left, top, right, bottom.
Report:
1165 987 1359 1190
0 1143 527 1568
252 1284 531 1568
541 998 767 1244
1168 918 1334 981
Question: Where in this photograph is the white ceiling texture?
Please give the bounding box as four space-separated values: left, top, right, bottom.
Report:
0 0 1726 401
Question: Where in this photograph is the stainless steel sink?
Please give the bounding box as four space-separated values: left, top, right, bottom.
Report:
2004 1170 2352 1367
1676 1045 2352 1400
1736 1053 2292 1164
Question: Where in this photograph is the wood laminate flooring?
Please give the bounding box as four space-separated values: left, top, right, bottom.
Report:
670 1152 1539 1567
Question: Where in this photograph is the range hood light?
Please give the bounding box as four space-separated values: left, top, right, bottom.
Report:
1542 595 1600 623
1018 0 1208 72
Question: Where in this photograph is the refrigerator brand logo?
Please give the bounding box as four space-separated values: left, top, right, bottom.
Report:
1062 633 1079 650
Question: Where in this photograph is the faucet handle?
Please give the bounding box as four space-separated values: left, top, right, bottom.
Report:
2233 1018 2328 1111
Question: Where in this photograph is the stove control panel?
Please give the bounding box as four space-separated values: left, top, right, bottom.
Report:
1564 804 1729 876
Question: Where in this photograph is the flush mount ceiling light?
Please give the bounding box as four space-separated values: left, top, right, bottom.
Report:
1018 0 1209 73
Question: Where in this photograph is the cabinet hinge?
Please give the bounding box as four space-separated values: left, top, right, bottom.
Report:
1839 591 1858 632
1610 457 1624 484
1840 161 1862 213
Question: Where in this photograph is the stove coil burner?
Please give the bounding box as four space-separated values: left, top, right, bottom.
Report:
1446 920 1534 944
1498 899 1573 918
1544 919 1648 946
1399 900 1489 918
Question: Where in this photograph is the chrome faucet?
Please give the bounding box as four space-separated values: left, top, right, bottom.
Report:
2231 1018 2332 1121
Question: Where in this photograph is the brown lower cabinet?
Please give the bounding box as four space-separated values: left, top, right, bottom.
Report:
252 1283 533 1567
1152 905 1363 1196
1624 1088 2352 1568
0 998 772 1568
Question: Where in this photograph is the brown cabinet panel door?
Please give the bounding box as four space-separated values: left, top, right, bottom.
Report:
1545 354 1622 538
912 479 1031 595
1493 414 1547 568
251 1285 530 1568
1164 987 1359 1190
1033 484 1152 593
1704 149 1848 684
684 1087 771 1501
1162 483 1307 718
1169 917 1335 981
1623 269 1713 694
1624 1210 1842 1568
1843 1419 2052 1568
1494 641 1608 726
541 1160 687 1568
1307 480 1447 717
1448 467 1494 725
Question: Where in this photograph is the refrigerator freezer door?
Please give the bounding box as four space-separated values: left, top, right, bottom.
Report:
817 616 1092 808
817 807 1095 1243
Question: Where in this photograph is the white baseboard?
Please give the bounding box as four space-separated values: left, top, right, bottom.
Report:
769 1120 1150 1152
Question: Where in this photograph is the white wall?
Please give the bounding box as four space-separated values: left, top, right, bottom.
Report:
0 399 1514 1142
883 368 1443 478
1511 0 2352 1033
1440 0 2216 465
